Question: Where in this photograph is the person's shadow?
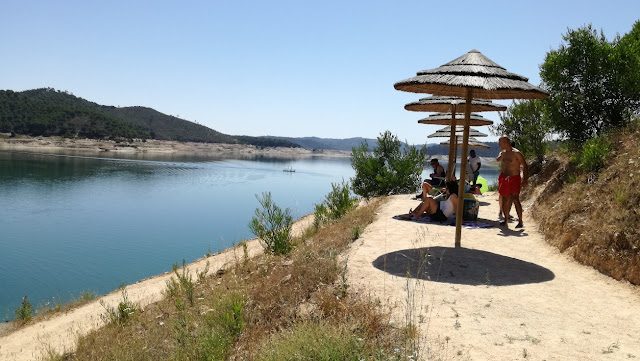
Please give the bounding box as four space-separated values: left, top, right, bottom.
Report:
373 246 554 286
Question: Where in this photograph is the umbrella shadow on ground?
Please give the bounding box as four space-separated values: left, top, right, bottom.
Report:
372 246 554 286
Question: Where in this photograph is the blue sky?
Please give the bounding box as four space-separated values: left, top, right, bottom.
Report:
2 1 639 145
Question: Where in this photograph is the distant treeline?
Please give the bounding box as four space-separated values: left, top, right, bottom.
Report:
0 88 301 148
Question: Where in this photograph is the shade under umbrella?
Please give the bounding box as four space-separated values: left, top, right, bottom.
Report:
440 137 490 149
405 96 507 113
428 126 488 138
418 113 494 126
394 50 549 99
394 49 549 248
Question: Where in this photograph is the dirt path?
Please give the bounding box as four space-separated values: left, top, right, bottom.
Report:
346 192 640 361
0 216 313 361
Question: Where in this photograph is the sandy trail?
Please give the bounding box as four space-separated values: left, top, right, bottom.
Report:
346 192 640 361
0 216 312 361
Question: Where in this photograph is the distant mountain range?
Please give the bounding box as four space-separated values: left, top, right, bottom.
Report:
0 88 501 155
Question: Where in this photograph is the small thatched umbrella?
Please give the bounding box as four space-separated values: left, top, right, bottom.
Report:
407 96 505 179
440 136 490 149
429 128 488 177
428 125 488 138
395 49 548 247
418 113 494 126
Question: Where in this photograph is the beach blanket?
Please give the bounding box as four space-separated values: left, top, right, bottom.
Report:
393 215 494 229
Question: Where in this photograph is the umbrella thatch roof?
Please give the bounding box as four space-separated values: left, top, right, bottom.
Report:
418 112 493 126
440 137 490 149
405 96 507 113
394 50 549 99
428 125 488 138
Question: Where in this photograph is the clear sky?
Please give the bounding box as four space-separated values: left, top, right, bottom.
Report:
2 1 639 145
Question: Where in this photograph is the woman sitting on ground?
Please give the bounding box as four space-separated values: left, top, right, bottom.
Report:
400 180 459 222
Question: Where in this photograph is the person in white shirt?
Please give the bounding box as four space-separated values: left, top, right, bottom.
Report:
466 150 481 186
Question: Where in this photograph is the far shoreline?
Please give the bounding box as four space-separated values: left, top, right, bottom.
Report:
0 134 352 159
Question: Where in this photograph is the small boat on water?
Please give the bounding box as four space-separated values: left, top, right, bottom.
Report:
283 166 295 172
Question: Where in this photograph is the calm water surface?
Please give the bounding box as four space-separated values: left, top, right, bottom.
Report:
0 150 498 320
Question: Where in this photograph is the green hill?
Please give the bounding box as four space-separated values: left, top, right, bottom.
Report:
0 88 149 139
0 88 299 147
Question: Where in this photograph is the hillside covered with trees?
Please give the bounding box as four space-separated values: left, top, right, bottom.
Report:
0 88 299 148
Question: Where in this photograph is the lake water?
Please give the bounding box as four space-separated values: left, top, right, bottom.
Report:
0 150 498 321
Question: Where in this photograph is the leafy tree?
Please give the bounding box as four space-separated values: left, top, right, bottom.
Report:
540 23 640 144
492 99 552 161
350 130 425 198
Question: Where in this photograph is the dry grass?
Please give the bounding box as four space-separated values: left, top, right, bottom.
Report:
49 196 417 360
524 122 640 285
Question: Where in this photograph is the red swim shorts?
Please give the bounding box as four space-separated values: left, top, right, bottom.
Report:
498 173 521 196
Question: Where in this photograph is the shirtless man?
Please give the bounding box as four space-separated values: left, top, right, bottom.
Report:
497 136 527 228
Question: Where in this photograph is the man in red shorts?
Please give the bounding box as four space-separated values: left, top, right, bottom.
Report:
497 136 528 228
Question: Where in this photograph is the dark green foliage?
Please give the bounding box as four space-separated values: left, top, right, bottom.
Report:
248 192 293 255
492 99 552 161
574 137 611 172
313 180 359 228
540 22 640 144
351 131 425 198
102 105 238 143
0 88 149 139
14 295 34 322
100 287 138 326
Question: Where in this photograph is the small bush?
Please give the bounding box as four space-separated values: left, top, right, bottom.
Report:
249 192 293 255
100 286 137 326
487 182 499 192
575 137 611 171
15 295 34 322
314 180 359 228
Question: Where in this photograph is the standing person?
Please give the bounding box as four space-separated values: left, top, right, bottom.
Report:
497 136 527 228
466 150 481 186
497 141 518 219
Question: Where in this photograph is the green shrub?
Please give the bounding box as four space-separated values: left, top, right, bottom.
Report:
314 180 359 228
487 182 499 192
249 192 293 255
575 137 611 171
351 130 425 198
100 286 137 326
15 295 34 322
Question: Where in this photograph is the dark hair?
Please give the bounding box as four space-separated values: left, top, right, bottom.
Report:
445 181 458 196
511 141 516 147
430 158 438 163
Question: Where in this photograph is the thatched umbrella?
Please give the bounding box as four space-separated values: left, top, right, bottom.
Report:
407 96 505 179
440 136 490 149
428 125 488 138
428 126 488 177
418 113 494 126
395 49 548 247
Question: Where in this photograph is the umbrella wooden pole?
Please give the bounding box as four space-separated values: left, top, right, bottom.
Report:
446 105 457 181
455 88 473 247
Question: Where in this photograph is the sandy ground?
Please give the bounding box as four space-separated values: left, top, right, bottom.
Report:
0 136 350 158
0 216 313 361
346 192 640 361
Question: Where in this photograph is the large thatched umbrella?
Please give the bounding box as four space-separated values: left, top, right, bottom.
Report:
395 49 548 247
407 96 505 179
